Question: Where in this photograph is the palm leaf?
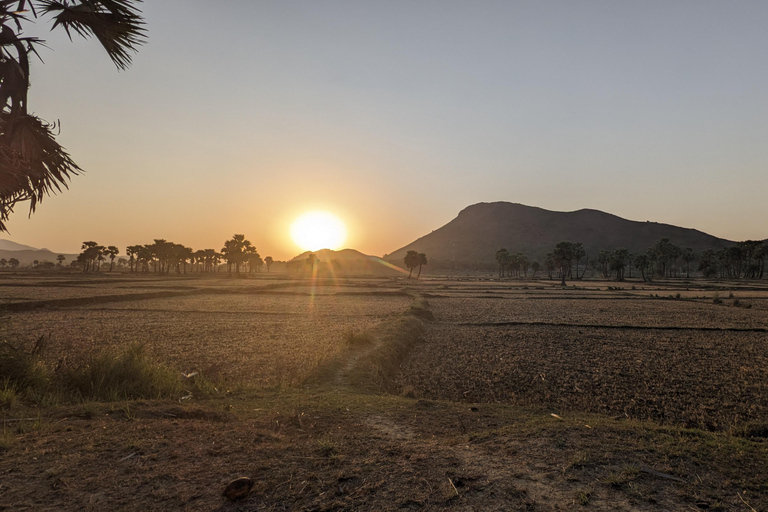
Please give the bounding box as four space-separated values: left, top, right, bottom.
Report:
0 112 81 229
38 0 145 70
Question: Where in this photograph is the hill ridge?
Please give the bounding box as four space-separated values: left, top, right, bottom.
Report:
386 202 737 266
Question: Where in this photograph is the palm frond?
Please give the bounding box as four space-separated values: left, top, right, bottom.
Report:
39 0 145 70
0 112 82 229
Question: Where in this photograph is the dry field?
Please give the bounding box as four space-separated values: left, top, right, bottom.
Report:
2 272 768 510
0 273 410 387
398 278 768 431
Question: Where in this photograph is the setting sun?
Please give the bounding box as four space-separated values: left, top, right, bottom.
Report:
290 211 347 251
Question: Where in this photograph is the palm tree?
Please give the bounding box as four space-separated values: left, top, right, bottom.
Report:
404 250 419 278
126 245 141 273
416 253 427 278
0 1 145 231
221 240 238 274
552 242 576 285
95 246 106 271
634 254 650 282
106 246 119 271
681 248 696 278
495 248 510 278
609 248 629 281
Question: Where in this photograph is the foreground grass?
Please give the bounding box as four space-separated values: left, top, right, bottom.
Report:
0 337 217 406
1 387 766 511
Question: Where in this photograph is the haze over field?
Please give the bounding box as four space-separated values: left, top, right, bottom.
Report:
4 1 768 258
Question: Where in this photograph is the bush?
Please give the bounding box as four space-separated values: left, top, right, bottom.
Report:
0 338 196 404
62 344 183 401
0 336 51 393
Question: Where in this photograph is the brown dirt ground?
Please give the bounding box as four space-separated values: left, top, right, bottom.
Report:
1 273 768 510
2 391 767 511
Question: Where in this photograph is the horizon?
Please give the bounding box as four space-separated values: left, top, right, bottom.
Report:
4 200 762 259
4 1 768 258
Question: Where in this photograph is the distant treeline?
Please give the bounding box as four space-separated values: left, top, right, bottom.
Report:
540 239 766 282
422 238 766 281
75 235 274 274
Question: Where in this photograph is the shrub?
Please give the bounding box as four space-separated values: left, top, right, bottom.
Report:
0 336 52 393
0 337 194 404
62 344 182 401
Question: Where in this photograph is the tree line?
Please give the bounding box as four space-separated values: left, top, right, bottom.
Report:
75 235 274 275
493 238 767 283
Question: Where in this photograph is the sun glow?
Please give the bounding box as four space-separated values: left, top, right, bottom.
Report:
290 211 347 251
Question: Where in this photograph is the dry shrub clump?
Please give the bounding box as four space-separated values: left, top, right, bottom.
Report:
0 336 211 405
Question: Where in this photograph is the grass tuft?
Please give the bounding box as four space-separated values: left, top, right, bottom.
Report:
62 344 182 401
0 336 52 393
0 338 218 404
0 378 18 409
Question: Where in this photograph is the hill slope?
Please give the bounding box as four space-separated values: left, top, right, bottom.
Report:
289 248 403 276
0 239 40 252
386 202 736 266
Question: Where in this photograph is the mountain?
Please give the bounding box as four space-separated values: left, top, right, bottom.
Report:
0 239 79 266
289 248 403 276
0 239 41 252
385 202 737 267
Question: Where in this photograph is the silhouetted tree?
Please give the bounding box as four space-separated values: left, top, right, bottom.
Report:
0 1 145 231
404 250 420 278
531 261 540 278
597 249 610 278
126 245 141 273
552 242 576 285
0 258 6 268
417 253 427 278
56 254 65 267
633 254 650 282
609 248 629 281
265 256 273 272
573 243 586 279
495 248 510 278
681 247 695 278
8 257 18 268
106 246 119 271
306 253 318 273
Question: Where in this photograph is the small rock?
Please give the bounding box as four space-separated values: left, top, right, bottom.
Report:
222 477 254 501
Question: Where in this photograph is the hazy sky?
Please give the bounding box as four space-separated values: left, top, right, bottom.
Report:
7 1 768 259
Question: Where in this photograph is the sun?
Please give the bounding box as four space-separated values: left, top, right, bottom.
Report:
290 211 347 251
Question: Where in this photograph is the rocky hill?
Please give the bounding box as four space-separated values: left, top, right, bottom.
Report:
385 202 736 267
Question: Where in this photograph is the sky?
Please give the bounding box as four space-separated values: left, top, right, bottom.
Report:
6 1 768 259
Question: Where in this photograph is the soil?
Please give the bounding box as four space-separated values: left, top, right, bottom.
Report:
1 272 767 511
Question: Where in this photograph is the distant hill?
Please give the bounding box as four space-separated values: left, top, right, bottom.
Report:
289 248 403 276
385 202 737 267
0 239 79 266
0 239 41 252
